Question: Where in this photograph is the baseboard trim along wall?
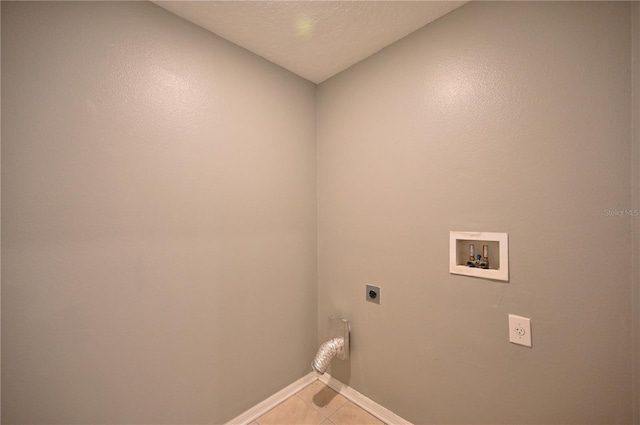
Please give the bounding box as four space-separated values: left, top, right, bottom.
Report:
318 374 413 425
225 372 413 425
224 373 317 425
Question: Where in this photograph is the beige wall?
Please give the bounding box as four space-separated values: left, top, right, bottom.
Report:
2 1 637 424
317 2 633 423
1 2 317 424
633 3 640 423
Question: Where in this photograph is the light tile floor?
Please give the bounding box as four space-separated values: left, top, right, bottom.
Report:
250 381 385 425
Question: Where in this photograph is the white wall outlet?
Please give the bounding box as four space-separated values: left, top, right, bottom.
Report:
508 314 532 347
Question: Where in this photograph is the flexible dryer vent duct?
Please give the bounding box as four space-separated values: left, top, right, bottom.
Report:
311 337 344 375
311 317 350 375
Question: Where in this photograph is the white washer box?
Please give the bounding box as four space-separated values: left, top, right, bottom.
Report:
449 231 509 282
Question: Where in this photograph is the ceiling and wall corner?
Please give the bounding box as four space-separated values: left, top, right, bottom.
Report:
152 1 467 84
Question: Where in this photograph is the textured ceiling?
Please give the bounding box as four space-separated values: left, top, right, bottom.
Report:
152 1 467 83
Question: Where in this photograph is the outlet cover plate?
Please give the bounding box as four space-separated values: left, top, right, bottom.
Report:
508 314 532 347
366 285 380 304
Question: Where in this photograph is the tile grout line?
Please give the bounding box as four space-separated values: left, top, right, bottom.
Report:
299 380 383 425
226 372 411 425
294 392 329 421
294 380 348 423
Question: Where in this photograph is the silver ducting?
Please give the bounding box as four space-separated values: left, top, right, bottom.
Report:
311 337 344 375
311 317 350 375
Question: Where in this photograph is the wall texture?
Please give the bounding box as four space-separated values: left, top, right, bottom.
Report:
1 2 317 424
632 3 640 423
317 2 633 424
2 1 637 424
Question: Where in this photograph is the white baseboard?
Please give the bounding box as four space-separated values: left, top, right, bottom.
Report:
318 373 413 425
225 371 412 425
224 372 317 425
